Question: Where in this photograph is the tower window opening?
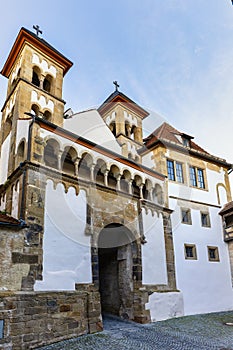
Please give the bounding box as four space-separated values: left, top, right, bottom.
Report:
109 122 116 137
43 75 52 93
32 68 40 87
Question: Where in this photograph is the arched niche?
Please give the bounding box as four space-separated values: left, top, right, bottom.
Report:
44 138 60 169
32 66 41 87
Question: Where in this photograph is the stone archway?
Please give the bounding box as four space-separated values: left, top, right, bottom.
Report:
98 224 135 319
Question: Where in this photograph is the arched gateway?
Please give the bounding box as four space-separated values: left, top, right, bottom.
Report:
98 224 137 320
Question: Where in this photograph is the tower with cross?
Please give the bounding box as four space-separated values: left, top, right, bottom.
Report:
33 25 42 37
0 26 72 215
98 80 149 161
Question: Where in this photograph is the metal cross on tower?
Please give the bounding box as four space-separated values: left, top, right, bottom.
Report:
113 81 120 91
33 25 42 37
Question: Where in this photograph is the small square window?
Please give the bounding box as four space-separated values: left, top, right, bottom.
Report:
181 208 192 225
184 244 197 260
201 212 210 227
208 246 219 262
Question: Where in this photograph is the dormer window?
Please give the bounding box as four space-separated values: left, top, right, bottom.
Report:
182 138 190 147
180 132 193 147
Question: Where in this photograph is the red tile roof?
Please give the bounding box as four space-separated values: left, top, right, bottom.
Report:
144 122 209 154
143 122 230 166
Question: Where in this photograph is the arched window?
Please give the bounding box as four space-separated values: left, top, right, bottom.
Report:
109 122 116 137
152 184 164 205
108 165 120 191
3 115 12 142
120 170 131 193
61 153 75 175
132 175 142 197
78 153 93 179
43 74 52 93
94 159 107 185
61 147 77 176
31 104 40 116
43 110 52 122
44 139 59 168
142 179 152 201
125 122 131 137
16 140 25 167
32 67 40 87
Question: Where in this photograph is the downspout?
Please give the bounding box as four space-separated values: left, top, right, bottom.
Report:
19 113 35 221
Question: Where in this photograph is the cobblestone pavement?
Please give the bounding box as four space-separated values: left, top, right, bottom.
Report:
37 311 233 350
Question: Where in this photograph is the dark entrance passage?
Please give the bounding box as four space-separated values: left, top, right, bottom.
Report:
98 224 135 319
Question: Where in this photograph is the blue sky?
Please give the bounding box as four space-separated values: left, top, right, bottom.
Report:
0 1 233 170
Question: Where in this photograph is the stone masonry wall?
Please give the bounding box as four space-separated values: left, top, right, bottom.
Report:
0 289 102 349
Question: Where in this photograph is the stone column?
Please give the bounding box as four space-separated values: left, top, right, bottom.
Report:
116 174 121 191
90 164 95 182
74 157 80 177
162 212 177 290
104 170 109 187
134 127 143 143
57 150 62 170
128 179 133 195
148 188 153 201
139 184 144 199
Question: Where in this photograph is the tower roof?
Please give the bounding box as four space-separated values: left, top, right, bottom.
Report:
98 90 149 119
1 27 73 78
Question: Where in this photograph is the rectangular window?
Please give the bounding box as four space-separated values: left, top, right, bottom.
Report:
189 166 205 189
197 169 205 189
0 320 3 339
201 212 211 227
181 208 192 225
167 160 184 183
189 166 197 187
167 160 175 181
208 246 219 262
176 162 184 183
184 244 197 260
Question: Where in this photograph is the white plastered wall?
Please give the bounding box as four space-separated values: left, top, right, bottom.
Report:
171 197 233 315
15 119 30 152
11 182 19 218
141 209 167 285
64 109 122 154
34 181 92 291
146 292 184 322
0 132 11 184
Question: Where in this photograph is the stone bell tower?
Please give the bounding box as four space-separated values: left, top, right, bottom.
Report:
98 82 149 162
0 26 73 176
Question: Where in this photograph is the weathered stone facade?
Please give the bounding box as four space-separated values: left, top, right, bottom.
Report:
0 289 102 350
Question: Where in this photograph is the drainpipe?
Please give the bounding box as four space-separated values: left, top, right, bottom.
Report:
19 113 35 221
